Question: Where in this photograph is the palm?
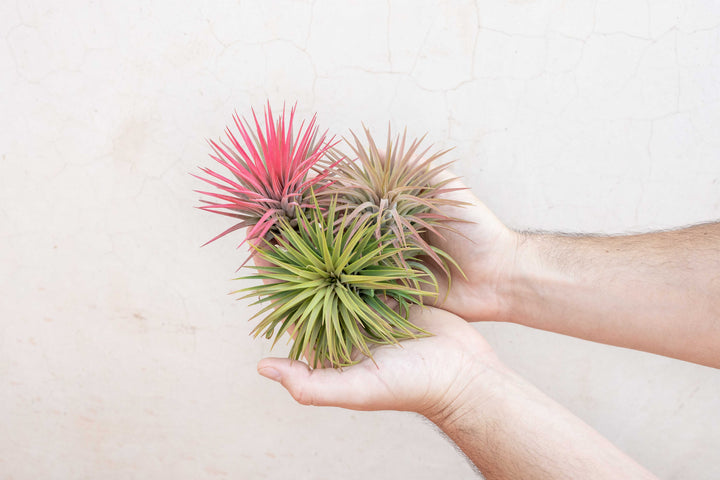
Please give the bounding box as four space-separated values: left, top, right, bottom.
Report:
255 173 511 410
257 307 499 415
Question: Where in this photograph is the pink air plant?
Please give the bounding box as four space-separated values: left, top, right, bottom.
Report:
196 104 471 368
194 103 342 253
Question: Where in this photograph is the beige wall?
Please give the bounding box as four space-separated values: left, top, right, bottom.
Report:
2 1 719 478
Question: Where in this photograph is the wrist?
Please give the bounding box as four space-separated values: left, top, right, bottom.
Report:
422 356 511 428
499 231 573 327
458 227 527 324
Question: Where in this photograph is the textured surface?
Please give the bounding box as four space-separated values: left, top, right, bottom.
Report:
1 1 719 479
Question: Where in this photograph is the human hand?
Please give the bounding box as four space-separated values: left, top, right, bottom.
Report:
426 172 519 323
256 306 502 418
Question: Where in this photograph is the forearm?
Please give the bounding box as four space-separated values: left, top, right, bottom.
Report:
429 364 657 480
505 222 720 367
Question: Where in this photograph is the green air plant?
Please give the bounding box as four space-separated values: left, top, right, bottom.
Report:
328 126 469 275
239 198 438 368
196 105 470 368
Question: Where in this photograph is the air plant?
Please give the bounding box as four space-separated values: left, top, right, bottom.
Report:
194 103 341 253
329 126 469 274
239 197 437 368
196 105 470 368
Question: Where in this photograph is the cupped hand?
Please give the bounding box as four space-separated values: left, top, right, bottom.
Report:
426 172 519 323
256 307 502 418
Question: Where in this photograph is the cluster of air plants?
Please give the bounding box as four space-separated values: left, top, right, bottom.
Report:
195 103 467 367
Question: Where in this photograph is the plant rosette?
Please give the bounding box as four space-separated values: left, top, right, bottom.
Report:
194 102 341 256
239 199 437 368
196 103 466 367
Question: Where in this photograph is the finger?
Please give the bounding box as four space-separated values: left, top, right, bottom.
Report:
430 168 496 230
375 292 399 312
432 168 478 206
257 357 380 410
402 305 467 334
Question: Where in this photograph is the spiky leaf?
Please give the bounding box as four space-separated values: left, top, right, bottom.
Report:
328 126 469 275
194 102 344 252
238 198 437 368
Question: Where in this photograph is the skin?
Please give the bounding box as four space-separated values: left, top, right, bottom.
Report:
256 178 720 479
423 178 720 368
258 307 657 479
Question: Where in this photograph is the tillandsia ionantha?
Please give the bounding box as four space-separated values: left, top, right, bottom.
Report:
328 125 469 276
193 102 342 256
196 104 469 367
239 197 438 368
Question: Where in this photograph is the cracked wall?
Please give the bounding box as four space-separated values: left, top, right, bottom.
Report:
1 1 719 479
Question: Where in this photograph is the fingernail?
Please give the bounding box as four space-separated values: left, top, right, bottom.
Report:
258 367 282 382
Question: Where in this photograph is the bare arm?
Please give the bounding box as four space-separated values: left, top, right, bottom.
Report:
428 177 720 367
432 362 656 480
258 308 658 479
507 223 720 367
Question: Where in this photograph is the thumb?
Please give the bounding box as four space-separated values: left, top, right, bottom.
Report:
257 357 378 409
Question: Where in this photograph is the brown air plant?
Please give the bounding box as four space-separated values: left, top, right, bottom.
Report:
329 126 469 275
